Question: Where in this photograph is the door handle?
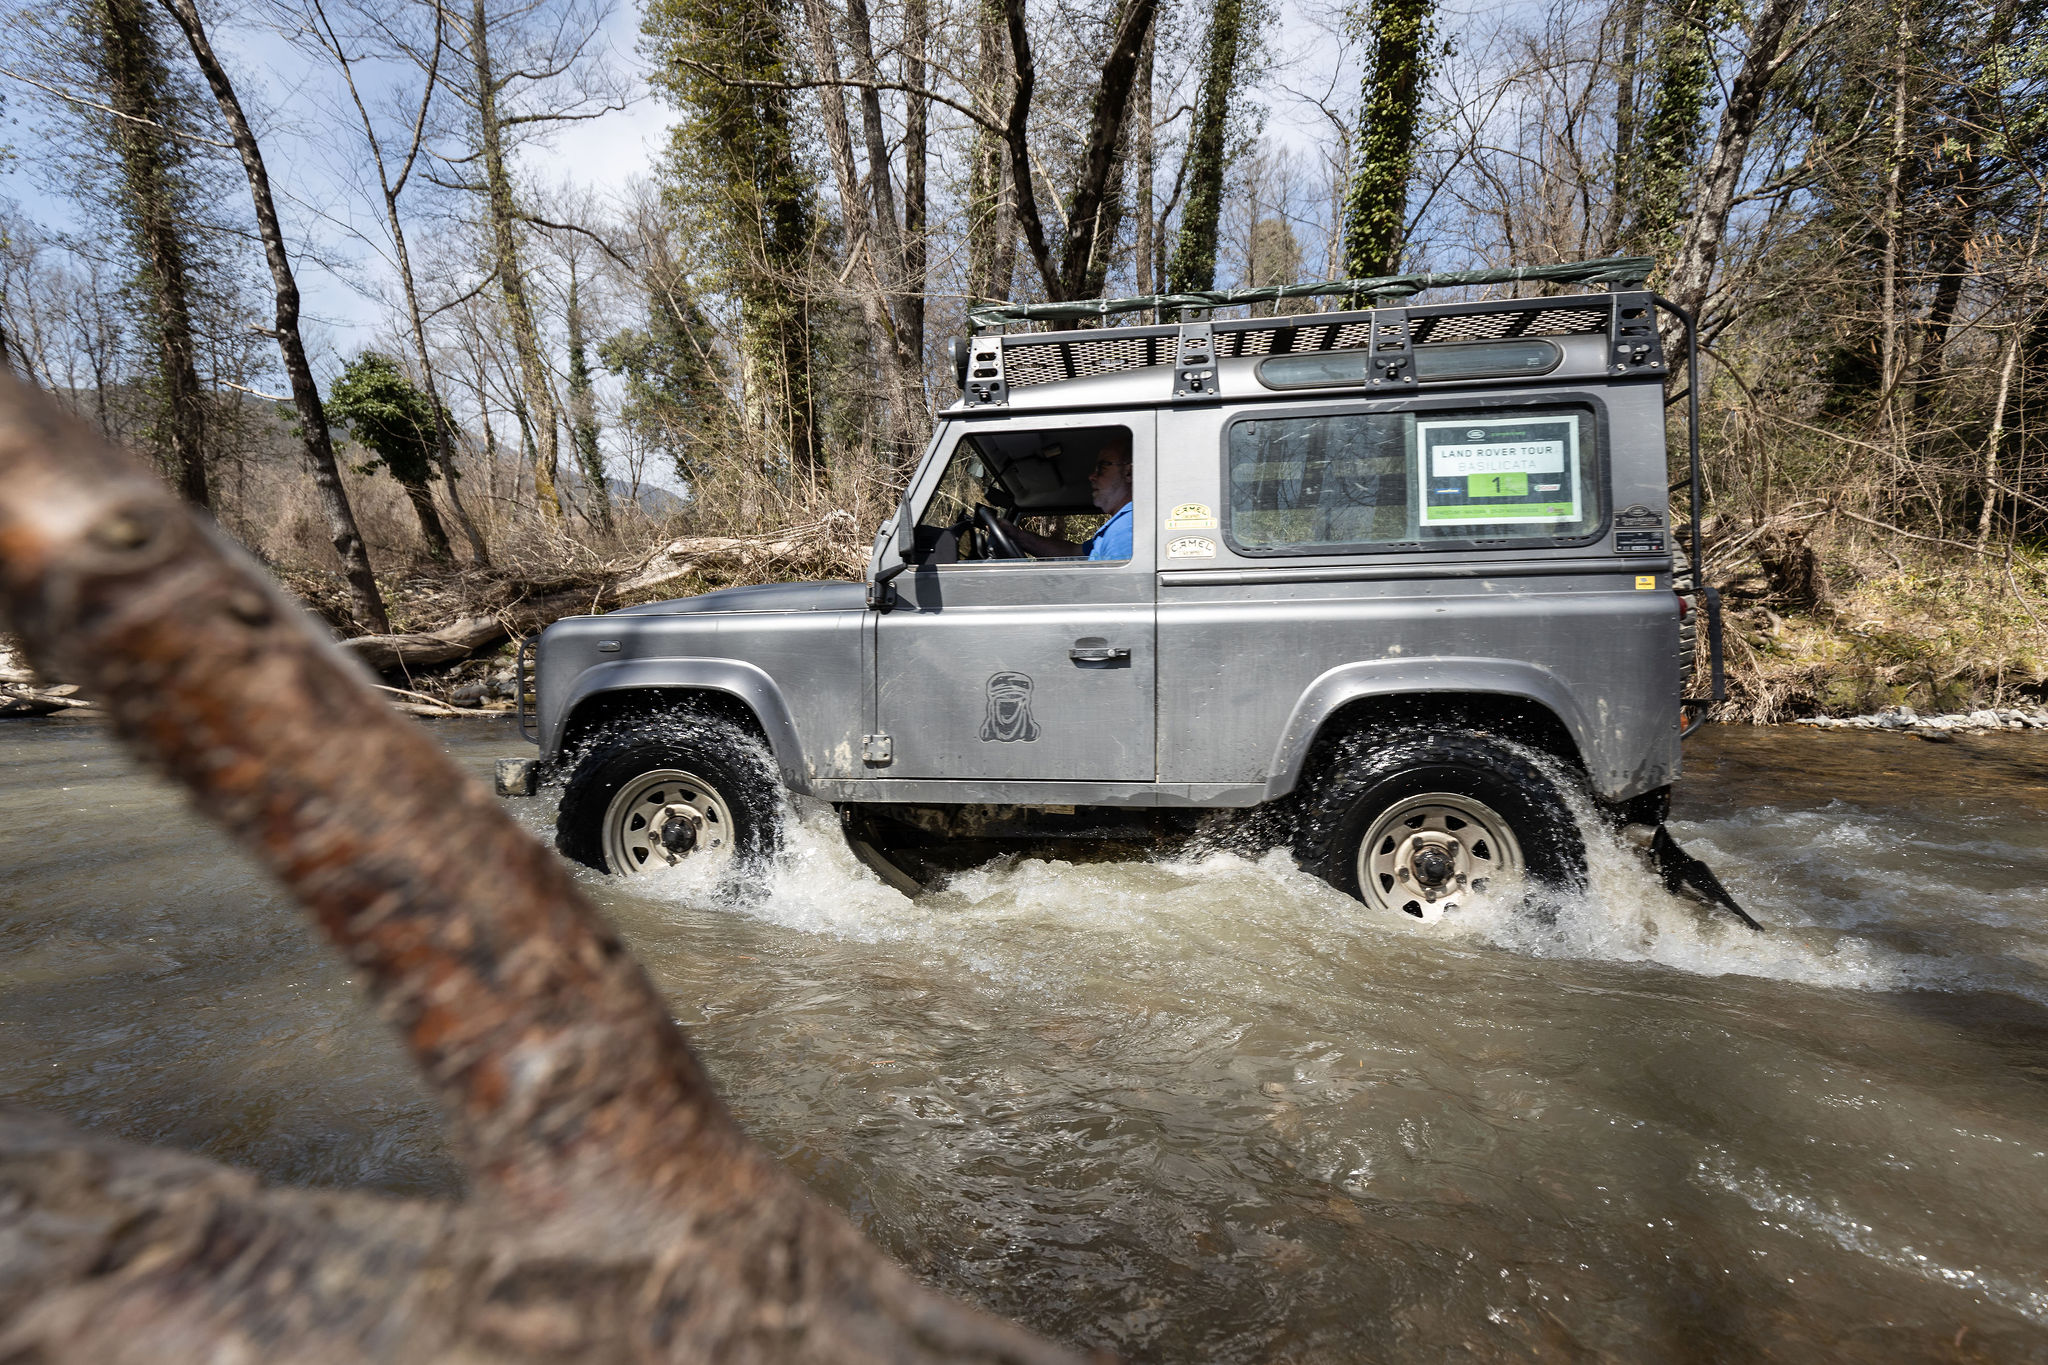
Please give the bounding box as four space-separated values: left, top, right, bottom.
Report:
1069 641 1130 662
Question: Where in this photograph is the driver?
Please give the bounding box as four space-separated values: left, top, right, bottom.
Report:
991 436 1134 560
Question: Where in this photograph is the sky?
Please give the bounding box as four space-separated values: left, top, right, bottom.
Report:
0 0 1384 488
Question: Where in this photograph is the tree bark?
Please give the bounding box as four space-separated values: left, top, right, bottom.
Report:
1661 0 1803 341
464 0 563 520
796 0 911 459
902 0 929 390
154 0 389 633
1624 0 1719 255
1341 0 1437 278
1132 19 1155 296
1166 0 1249 293
1055 0 1157 301
314 0 491 565
965 0 1015 305
1601 0 1649 253
0 371 1089 1365
565 272 613 533
1877 0 1914 420
398 473 454 560
1000 0 1062 298
90 0 209 512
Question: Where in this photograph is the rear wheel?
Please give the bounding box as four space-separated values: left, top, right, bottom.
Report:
556 723 780 879
1294 728 1585 920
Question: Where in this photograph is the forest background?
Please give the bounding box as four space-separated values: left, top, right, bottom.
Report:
0 0 2042 719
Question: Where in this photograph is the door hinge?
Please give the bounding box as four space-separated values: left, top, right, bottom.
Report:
862 733 894 766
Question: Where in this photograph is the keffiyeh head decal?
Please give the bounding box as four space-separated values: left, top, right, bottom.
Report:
980 670 1040 742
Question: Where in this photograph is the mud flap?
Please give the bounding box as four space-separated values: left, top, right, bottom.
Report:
1649 825 1762 931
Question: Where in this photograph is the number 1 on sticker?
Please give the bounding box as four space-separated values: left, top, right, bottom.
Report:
1468 472 1528 498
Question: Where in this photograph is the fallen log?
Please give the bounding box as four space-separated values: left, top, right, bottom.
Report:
0 371 1092 1363
338 517 864 674
0 687 91 718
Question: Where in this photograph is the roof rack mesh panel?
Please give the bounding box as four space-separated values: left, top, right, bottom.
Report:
1410 305 1606 345
1003 332 1164 387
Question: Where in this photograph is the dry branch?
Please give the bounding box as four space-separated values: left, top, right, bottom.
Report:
339 514 865 674
0 372 1089 1362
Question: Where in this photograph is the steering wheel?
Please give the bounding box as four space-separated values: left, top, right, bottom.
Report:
974 504 1025 559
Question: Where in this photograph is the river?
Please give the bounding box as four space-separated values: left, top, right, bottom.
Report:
2 717 2045 1361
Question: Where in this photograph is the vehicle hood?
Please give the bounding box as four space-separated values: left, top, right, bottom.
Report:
608 581 865 616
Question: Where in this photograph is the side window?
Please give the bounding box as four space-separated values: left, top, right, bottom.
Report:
915 425 1136 563
1226 407 1599 554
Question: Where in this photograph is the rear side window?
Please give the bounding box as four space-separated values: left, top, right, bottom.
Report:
1226 408 1599 554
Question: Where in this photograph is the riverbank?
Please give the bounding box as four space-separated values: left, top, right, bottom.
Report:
1704 530 2048 723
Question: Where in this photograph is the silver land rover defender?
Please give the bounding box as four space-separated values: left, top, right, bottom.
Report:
512 257 1751 926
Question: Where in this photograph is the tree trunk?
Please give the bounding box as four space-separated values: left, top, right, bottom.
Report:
154 0 389 633
314 0 491 564
1340 0 1438 279
796 0 908 457
1602 0 1649 253
1055 0 1158 300
90 0 208 511
1625 0 1719 255
901 0 928 396
1166 0 1249 293
965 0 1009 304
565 273 613 533
399 474 454 560
1133 19 1155 297
465 0 562 520
999 0 1064 298
1661 0 1803 343
0 373 1086 1365
1877 0 1913 421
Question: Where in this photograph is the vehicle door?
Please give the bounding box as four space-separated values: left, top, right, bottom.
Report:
875 411 1156 784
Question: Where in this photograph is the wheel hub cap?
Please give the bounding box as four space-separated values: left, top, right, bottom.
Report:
1358 793 1525 923
601 769 737 876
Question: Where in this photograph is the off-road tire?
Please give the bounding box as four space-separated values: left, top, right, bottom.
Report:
1294 728 1586 915
556 722 781 877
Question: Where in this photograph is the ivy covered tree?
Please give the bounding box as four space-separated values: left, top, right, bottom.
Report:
63 0 214 508
1341 0 1442 278
1167 0 1255 293
644 0 822 475
329 352 454 565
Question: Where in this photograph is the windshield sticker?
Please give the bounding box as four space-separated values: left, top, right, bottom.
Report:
1167 536 1217 559
1417 416 1581 526
1166 501 1217 529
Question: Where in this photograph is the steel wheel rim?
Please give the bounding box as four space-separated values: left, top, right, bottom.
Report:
1356 791 1523 922
601 768 739 876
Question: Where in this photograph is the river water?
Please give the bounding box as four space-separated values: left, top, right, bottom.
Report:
2 717 2045 1361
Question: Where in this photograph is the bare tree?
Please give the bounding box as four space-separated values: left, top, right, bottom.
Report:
155 0 391 632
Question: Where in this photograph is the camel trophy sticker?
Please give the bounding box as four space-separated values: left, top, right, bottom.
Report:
980 670 1040 742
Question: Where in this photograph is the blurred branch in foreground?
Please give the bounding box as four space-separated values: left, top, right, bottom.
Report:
0 371 1089 1364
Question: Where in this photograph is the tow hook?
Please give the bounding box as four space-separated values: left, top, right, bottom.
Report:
1623 824 1763 931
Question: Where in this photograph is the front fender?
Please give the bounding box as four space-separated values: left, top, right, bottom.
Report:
1264 657 1600 801
544 657 811 795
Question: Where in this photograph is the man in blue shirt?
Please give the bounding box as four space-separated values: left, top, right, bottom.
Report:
993 435 1134 560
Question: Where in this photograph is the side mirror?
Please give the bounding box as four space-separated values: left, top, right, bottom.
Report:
867 506 914 610
892 505 915 562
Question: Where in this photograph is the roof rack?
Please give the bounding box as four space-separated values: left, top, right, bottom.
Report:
951 258 1668 407
965 256 1657 331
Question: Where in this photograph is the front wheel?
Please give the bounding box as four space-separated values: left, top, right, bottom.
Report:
1294 729 1586 920
556 723 781 879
